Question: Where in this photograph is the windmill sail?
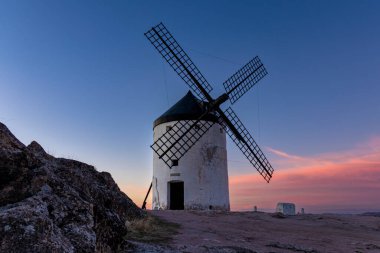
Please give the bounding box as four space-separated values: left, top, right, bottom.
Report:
223 56 268 104
145 23 213 102
146 22 274 183
151 118 216 168
221 107 273 182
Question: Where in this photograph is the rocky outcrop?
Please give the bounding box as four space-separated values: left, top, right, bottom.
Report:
0 122 145 252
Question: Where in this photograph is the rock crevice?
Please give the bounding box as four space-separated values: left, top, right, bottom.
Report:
0 122 145 252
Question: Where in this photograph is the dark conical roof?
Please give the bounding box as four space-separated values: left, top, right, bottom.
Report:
153 91 218 128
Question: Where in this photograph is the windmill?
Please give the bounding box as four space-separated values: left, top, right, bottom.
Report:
142 23 274 210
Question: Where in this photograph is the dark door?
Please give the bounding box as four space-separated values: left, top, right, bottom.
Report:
169 181 184 210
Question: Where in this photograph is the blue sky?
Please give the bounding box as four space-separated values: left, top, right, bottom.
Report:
1 1 379 211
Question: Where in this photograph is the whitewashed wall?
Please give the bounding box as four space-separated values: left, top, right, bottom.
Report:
152 120 230 211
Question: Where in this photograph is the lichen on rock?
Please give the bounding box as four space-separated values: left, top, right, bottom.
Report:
0 122 146 252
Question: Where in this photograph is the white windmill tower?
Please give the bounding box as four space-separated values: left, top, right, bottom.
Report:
141 23 274 211
152 91 229 210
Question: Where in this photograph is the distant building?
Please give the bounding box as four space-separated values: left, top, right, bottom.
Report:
276 202 296 215
152 91 230 211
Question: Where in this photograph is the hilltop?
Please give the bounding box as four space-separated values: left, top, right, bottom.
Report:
1 122 380 253
147 210 380 253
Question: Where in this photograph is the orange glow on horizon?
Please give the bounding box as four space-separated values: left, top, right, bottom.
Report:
122 136 380 213
120 184 152 210
229 136 380 213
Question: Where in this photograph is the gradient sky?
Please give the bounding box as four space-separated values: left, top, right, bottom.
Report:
1 0 379 213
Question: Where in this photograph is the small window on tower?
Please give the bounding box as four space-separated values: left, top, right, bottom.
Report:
171 160 178 166
220 128 223 134
194 124 200 131
166 126 172 132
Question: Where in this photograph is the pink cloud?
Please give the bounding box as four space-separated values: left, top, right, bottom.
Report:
230 136 380 213
266 147 305 160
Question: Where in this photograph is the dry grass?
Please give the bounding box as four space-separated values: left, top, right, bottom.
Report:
125 214 180 244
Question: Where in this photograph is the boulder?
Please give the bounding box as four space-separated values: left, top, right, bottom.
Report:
0 122 145 252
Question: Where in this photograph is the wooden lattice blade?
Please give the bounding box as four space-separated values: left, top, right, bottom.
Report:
151 118 217 168
145 23 213 102
223 56 268 104
220 107 274 182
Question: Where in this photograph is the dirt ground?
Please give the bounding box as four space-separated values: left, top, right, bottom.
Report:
144 210 380 253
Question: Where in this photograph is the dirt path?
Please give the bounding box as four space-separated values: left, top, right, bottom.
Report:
149 210 380 253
